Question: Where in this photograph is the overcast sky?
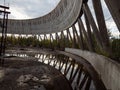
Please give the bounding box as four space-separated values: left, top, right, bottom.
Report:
0 0 119 37
87 0 120 38
0 0 60 19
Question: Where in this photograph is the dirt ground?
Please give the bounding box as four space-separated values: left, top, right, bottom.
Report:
0 57 72 90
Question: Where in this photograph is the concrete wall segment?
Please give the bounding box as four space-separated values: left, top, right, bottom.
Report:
6 0 83 35
65 48 120 90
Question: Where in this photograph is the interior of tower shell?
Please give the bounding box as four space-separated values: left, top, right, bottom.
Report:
0 0 120 90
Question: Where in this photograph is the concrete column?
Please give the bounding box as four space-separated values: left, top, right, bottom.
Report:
72 27 77 48
78 19 85 50
83 3 103 49
84 13 95 51
92 0 111 53
104 0 120 32
50 34 52 49
78 18 93 51
72 25 81 49
66 29 74 48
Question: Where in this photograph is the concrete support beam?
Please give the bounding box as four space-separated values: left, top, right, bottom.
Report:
72 25 81 49
78 19 85 50
83 3 103 48
65 48 120 90
84 13 95 51
92 0 111 53
78 18 93 51
72 26 77 48
104 0 120 32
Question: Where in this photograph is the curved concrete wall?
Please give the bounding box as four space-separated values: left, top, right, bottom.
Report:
5 0 83 34
65 48 120 90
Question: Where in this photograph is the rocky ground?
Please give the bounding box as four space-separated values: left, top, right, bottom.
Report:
0 56 72 90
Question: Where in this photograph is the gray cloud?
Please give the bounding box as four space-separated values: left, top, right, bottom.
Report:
87 0 119 37
0 0 60 19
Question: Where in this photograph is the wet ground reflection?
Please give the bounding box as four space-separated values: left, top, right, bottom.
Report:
5 49 96 90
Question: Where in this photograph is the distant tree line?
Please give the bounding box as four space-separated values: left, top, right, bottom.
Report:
0 34 119 62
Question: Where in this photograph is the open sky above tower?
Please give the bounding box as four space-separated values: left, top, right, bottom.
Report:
0 0 60 19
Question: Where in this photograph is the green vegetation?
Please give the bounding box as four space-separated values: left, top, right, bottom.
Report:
0 33 119 61
6 36 40 47
111 38 120 61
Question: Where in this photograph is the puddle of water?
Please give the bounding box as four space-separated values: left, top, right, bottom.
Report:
5 52 96 90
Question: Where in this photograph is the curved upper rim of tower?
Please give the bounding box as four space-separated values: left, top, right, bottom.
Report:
9 0 61 20
6 0 83 34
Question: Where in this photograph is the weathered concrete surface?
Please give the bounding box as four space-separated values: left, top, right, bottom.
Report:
65 48 120 90
0 58 72 90
104 0 120 32
4 0 83 34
